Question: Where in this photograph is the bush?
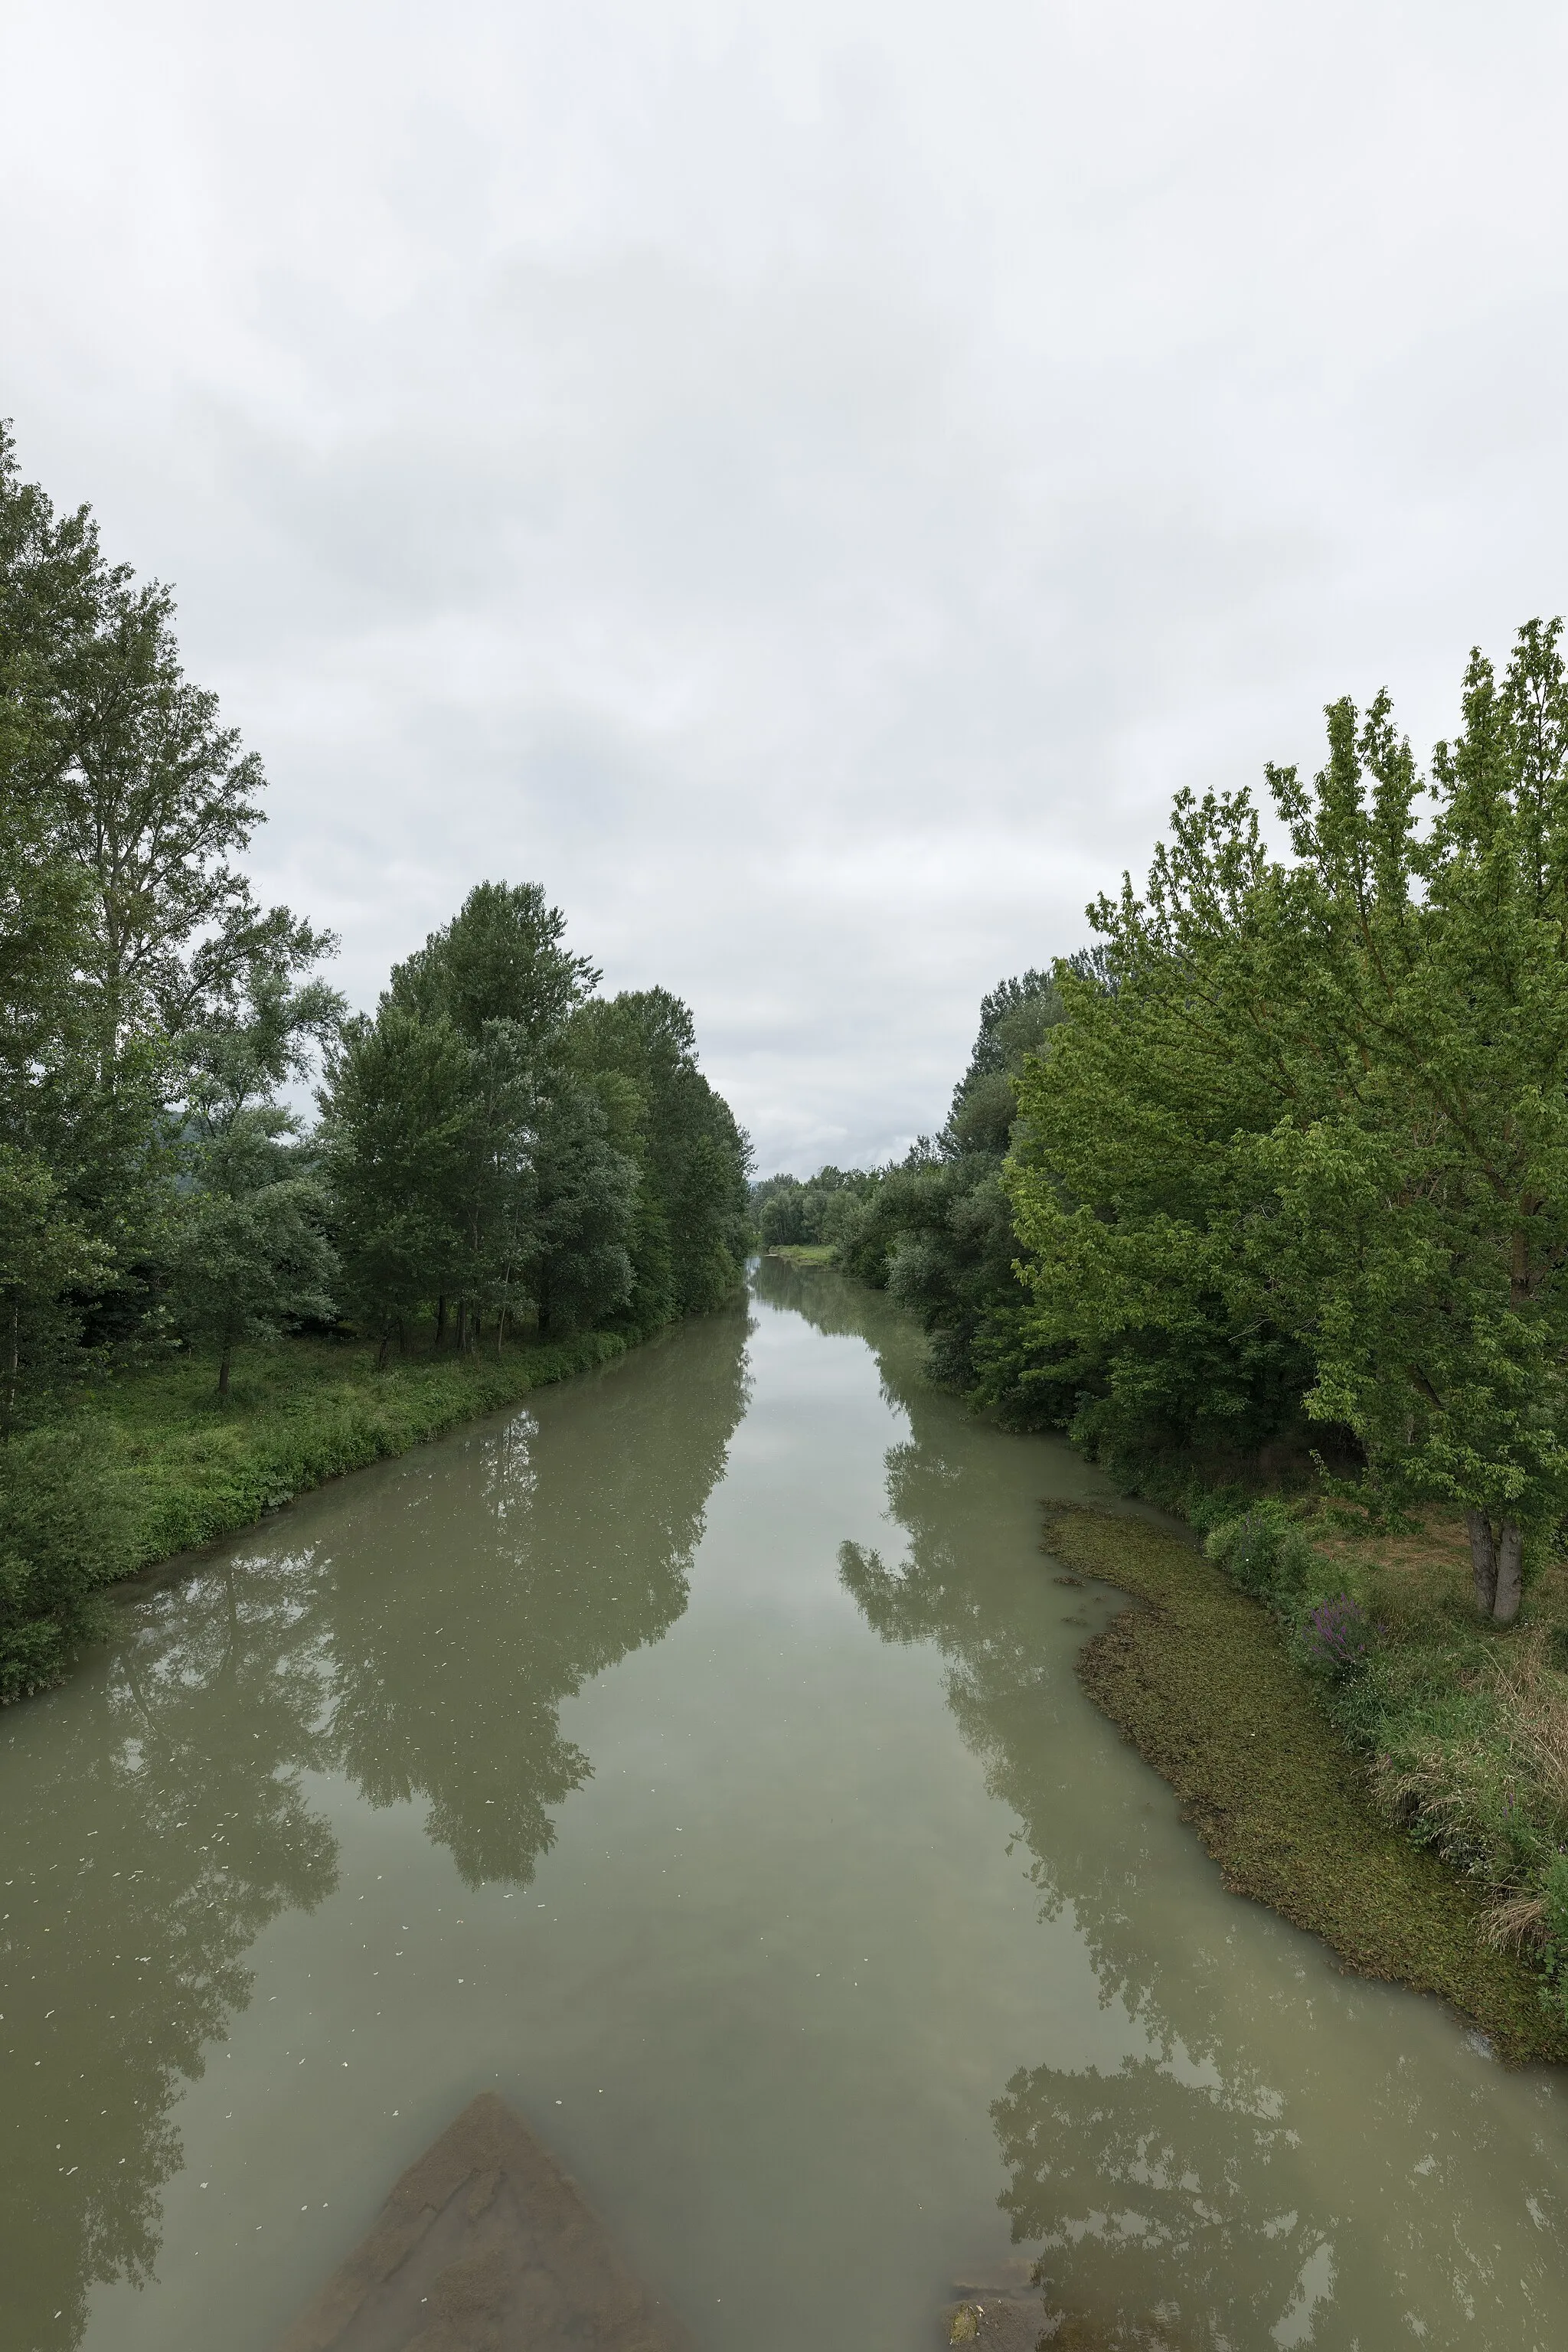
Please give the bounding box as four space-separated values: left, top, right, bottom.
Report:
0 1421 139 1703
1301 1592 1374 1677
1204 1501 1318 1609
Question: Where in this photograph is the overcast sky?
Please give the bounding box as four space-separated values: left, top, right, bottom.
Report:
5 1 1567 1169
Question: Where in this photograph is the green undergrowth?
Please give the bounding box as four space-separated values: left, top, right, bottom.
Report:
1201 1496 1568 2022
0 1325 635 1704
1046 1504 1568 2064
763 1243 837 1266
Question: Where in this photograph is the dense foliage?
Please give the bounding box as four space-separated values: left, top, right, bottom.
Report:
755 959 1096 1406
0 427 750 1699
766 622 1568 1629
1009 622 1568 1625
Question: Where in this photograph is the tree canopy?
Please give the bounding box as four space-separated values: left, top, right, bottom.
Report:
0 425 752 1695
762 620 1568 1625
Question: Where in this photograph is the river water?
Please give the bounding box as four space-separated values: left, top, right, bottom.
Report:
2 1263 1566 2351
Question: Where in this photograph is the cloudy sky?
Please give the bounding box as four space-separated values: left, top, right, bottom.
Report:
5 1 1567 1169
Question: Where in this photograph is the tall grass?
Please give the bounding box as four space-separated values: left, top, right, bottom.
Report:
1200 1498 1568 2024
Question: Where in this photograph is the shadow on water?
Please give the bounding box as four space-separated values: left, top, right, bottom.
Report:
1 1300 752 2351
768 1256 1568 2352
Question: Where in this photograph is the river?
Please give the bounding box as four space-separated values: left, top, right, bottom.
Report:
2 1261 1565 2350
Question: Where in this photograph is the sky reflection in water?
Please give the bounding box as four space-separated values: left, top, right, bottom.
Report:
2 1269 1565 2352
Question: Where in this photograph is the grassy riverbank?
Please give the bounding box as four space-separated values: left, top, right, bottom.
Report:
103 1328 638 1562
1047 1504 1568 2063
0 1327 636 1702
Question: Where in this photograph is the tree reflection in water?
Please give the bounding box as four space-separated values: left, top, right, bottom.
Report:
323 1302 753 1887
1 1551 339 2352
800 1253 1564 2352
2 1301 751 2348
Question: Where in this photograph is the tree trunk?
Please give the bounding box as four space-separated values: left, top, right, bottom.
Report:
1467 1511 1525 1622
436 1294 447 1348
397 1318 407 1358
1494 1521 1524 1625
377 1331 390 1372
217 1344 231 1400
1467 1510 1498 1615
456 1298 467 1352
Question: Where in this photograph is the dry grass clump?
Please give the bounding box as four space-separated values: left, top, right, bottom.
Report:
1491 1625 1568 1815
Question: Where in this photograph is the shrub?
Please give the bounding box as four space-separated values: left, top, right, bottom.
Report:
0 1421 139 1703
1204 1501 1317 1608
1302 1592 1374 1677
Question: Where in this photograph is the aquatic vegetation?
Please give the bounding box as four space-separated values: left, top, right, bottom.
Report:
1042 1504 1568 2063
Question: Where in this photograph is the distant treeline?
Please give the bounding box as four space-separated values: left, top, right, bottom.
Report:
1 425 750 1689
758 621 1568 1627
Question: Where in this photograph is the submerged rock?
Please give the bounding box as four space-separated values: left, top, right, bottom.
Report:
277 2092 692 2351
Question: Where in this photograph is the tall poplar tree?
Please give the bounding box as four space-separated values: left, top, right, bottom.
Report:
1008 619 1568 1621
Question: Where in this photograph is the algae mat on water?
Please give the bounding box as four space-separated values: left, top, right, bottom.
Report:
1046 1506 1568 2067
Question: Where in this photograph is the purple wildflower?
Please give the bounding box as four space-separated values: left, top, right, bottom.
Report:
1305 1593 1371 1671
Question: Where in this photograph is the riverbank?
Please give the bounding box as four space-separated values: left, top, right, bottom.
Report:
106 1328 646 1561
0 1325 640 1702
1046 1504 1568 2064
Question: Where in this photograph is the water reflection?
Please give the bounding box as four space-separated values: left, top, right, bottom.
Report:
2 1303 751 2347
1 1553 338 2352
324 1309 753 1886
820 1256 1568 2350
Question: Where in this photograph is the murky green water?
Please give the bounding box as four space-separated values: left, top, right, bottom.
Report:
3 1263 1566 2350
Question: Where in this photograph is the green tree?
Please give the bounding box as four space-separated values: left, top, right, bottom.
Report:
569 988 750 1321
371 882 613 1344
0 422 106 1229
41 566 332 1263
755 1176 808 1247
320 1002 475 1355
1010 619 1568 1619
823 969 1086 1416
1004 815 1323 1477
387 878 598 1047
2 424 337 1380
165 975 344 1395
165 1179 336 1397
0 1147 111 1430
529 1073 635 1334
0 418 103 994
1254 622 1568 1619
944 967 1067 1155
324 890 660 1351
